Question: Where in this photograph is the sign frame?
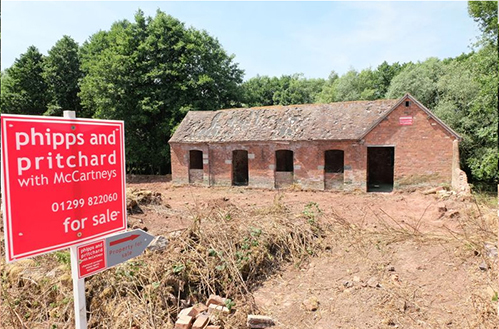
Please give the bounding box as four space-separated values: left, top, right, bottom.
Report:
399 116 413 126
77 239 107 279
1 113 127 263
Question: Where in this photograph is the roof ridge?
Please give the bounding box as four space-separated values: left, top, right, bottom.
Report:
222 98 398 112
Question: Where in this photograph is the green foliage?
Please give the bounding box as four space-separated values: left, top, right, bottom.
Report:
464 43 498 183
468 1 498 45
333 69 362 101
241 75 281 107
54 251 70 266
79 10 243 174
386 57 444 109
373 61 405 99
225 298 236 311
302 202 322 224
0 46 49 115
272 74 325 105
314 71 339 103
43 36 84 116
317 68 379 102
172 263 185 274
242 73 325 107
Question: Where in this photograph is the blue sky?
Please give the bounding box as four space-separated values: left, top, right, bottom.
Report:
1 1 479 80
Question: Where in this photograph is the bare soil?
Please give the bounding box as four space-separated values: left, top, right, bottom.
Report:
127 176 497 329
1 176 497 328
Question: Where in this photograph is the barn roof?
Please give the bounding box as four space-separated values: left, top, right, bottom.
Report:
169 99 399 143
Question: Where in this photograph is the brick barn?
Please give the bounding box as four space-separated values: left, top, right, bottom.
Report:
169 94 462 192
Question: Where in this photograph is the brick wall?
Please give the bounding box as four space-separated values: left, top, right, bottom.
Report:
171 141 365 190
364 100 456 186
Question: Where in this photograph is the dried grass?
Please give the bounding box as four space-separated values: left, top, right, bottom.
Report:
1 194 326 329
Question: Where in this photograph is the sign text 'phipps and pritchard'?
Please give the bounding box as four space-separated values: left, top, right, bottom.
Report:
2 115 127 262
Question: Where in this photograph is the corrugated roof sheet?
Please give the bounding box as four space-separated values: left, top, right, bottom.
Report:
169 99 399 143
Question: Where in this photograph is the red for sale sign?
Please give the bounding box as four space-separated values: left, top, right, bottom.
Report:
77 239 106 278
1 114 127 262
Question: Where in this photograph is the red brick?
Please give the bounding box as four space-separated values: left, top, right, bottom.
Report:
206 295 227 307
247 314 275 328
175 314 193 329
192 314 209 329
189 303 208 317
178 307 193 318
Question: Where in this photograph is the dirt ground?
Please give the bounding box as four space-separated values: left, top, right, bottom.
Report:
126 176 498 329
1 176 497 328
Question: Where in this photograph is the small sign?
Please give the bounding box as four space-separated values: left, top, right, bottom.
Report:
77 240 106 278
77 229 154 279
399 116 413 125
106 229 154 268
1 114 127 262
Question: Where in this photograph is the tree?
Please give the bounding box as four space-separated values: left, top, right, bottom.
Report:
242 75 281 107
468 1 498 45
43 35 84 116
333 69 359 101
315 71 339 103
373 61 405 99
465 43 498 183
79 10 244 174
272 74 325 105
0 46 49 115
386 57 444 109
329 68 377 102
242 74 325 107
460 1 498 185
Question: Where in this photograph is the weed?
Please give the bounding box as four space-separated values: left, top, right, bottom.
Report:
225 298 236 311
172 263 185 274
53 251 70 266
302 202 322 225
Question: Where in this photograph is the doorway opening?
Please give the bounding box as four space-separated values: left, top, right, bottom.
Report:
232 150 249 186
324 150 344 189
275 150 294 188
189 150 204 183
367 147 394 192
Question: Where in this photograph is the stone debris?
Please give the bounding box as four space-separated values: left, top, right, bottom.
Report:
175 295 230 329
422 187 438 195
126 188 162 214
147 235 168 251
367 276 381 288
479 261 488 271
302 296 320 311
437 189 456 199
208 303 230 313
391 274 401 285
437 203 447 213
247 314 275 328
484 243 498 259
178 307 193 318
343 281 353 288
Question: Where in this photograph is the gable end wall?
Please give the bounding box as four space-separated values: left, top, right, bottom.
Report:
363 101 456 186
